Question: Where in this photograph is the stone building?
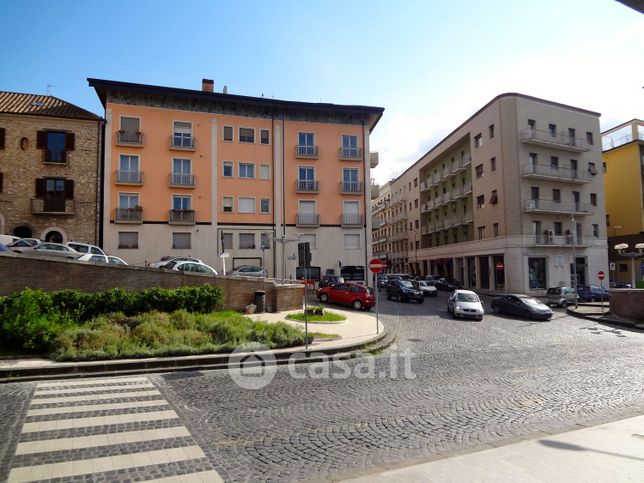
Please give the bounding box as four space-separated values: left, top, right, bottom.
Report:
0 91 103 244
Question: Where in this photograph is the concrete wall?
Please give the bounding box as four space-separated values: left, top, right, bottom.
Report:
0 254 303 313
609 289 644 325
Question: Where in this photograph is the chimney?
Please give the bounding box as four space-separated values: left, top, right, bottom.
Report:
202 79 214 93
223 85 228 94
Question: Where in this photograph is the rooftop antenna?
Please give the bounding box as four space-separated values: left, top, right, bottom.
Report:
46 83 55 95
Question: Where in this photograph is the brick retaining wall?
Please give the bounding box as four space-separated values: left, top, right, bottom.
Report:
609 289 644 325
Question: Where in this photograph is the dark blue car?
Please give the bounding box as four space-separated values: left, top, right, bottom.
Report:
576 285 609 302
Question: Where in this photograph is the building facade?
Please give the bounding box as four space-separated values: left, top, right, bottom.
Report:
0 92 103 244
373 93 608 295
89 79 383 278
602 119 644 286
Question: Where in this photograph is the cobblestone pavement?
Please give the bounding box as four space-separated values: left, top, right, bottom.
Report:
1 292 644 482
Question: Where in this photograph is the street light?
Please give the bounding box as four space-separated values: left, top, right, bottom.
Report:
614 242 644 288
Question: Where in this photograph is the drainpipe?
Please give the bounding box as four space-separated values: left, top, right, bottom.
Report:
96 120 105 247
361 120 368 280
271 113 277 278
282 112 287 282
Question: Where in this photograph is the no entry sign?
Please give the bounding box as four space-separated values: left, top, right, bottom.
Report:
597 271 605 281
369 258 386 273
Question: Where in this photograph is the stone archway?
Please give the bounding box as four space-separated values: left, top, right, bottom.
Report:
13 225 33 238
40 226 68 244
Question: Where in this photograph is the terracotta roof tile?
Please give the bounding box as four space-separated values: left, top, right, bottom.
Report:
0 91 103 121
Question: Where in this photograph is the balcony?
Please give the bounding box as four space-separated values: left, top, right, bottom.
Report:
370 152 379 168
340 181 363 194
342 213 363 227
169 136 196 151
169 209 195 225
115 170 143 185
115 207 143 223
520 128 590 152
421 202 431 213
116 130 144 147
392 211 408 223
295 145 319 159
340 147 362 161
373 236 387 244
296 179 320 193
169 173 195 188
522 163 590 184
30 199 75 215
296 213 320 227
421 224 433 235
530 233 586 247
524 199 593 215
371 215 381 227
390 191 407 206
372 202 386 214
371 183 380 199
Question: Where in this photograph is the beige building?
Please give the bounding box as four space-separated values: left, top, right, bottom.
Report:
373 93 608 294
0 92 103 244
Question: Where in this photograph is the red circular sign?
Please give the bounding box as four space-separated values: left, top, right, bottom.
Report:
598 271 605 280
369 258 386 273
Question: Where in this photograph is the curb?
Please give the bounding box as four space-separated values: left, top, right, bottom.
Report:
566 307 644 330
0 326 389 383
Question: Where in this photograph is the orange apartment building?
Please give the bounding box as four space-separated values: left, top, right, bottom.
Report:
89 78 383 279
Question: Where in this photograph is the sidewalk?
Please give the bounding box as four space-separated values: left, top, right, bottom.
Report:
0 308 387 382
343 414 644 482
566 302 644 330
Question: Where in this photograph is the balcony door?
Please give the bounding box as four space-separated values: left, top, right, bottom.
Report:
173 122 192 147
343 201 360 225
119 155 140 183
44 179 65 212
343 168 359 191
173 158 192 185
298 166 315 190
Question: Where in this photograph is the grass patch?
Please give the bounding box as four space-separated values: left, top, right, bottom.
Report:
286 311 346 323
309 332 341 340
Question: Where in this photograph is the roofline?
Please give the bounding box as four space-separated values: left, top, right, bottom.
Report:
0 91 104 122
87 78 384 132
391 92 601 181
601 118 643 135
0 110 105 123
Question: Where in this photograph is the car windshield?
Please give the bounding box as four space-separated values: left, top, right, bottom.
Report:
520 297 542 306
400 281 414 288
457 293 479 302
365 287 374 295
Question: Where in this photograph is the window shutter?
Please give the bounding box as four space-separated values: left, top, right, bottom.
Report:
65 132 75 151
64 179 74 199
35 178 45 198
36 131 47 149
0 128 5 149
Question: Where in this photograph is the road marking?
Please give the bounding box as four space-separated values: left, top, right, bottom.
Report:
26 398 167 417
36 376 150 388
21 409 179 433
34 381 154 395
30 389 161 405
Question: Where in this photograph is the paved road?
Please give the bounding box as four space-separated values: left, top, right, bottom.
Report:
1 291 643 482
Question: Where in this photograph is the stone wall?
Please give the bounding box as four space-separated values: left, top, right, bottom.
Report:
0 254 303 312
609 289 644 325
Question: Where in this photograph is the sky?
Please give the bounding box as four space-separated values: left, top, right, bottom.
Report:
1 0 642 184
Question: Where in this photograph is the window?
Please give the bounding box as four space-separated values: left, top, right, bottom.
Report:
239 233 255 249
489 124 495 139
343 234 360 250
474 133 482 148
413 177 418 187
528 257 546 289
490 190 498 204
414 198 418 208
37 131 73 163
222 232 233 250
260 164 270 180
415 219 419 229
120 117 140 137
118 192 139 209
552 189 561 203
343 200 360 225
490 157 496 171
548 124 556 137
586 131 594 145
298 166 316 190
239 127 255 143
341 135 359 158
588 162 597 175
118 232 138 249
550 156 559 169
298 132 316 156
172 232 191 249
478 226 486 239
593 224 599 237
554 222 563 236
239 197 255 213
493 223 499 237
528 119 536 129
475 164 483 178
239 163 255 178
173 195 191 211
260 198 270 213
529 152 537 165
476 194 485 209
261 233 271 249
172 158 192 185
606 214 610 226
223 161 233 177
603 162 607 173
223 196 233 213
590 193 597 206
223 125 234 142
118 155 140 183
342 168 359 192
260 129 270 145
172 121 192 147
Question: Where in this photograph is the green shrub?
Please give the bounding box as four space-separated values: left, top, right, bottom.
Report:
169 309 197 330
305 305 325 316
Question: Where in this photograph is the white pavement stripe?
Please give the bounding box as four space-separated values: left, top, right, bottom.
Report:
8 445 206 482
34 382 154 395
26 399 168 417
146 470 224 483
29 389 161 405
21 410 178 433
36 377 149 388
15 426 191 455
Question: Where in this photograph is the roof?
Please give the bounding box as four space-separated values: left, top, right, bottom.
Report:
0 91 103 122
87 78 384 132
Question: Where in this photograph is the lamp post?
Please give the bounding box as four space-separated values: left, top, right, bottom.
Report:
614 243 644 288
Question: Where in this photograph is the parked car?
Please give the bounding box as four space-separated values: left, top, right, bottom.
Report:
377 274 389 289
416 280 438 297
546 286 578 307
425 275 443 284
7 238 41 248
230 265 267 278
316 282 375 310
77 253 128 265
66 242 106 256
172 261 218 275
150 256 203 269
0 243 13 253
319 274 346 288
576 285 609 302
0 235 19 246
12 242 82 259
447 290 484 320
386 279 424 303
491 294 553 320
436 277 463 291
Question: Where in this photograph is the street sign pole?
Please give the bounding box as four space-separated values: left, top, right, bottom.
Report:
598 271 605 316
369 258 386 335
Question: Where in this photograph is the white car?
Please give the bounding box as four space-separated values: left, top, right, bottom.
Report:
230 265 268 277
7 238 41 248
66 242 106 256
77 253 128 265
149 256 203 269
417 280 438 297
447 289 484 320
172 261 218 275
13 242 82 259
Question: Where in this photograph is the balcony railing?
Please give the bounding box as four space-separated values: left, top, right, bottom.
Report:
371 215 381 227
30 198 75 215
370 152 379 168
169 136 196 150
296 213 320 227
339 147 362 160
531 234 585 246
520 128 590 152
342 213 363 226
169 209 195 225
115 170 143 185
116 131 144 146
296 179 319 193
371 183 380 199
392 212 408 223
115 207 143 223
522 163 590 183
390 191 407 205
295 145 319 158
524 199 593 215
169 173 195 187
340 181 363 194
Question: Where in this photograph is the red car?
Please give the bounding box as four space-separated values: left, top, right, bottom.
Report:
316 282 376 310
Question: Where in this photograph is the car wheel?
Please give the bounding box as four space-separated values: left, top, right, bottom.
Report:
353 300 363 310
320 294 328 303
561 301 568 308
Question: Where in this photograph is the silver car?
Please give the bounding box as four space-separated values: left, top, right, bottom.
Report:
447 289 484 320
230 265 268 277
13 242 82 259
